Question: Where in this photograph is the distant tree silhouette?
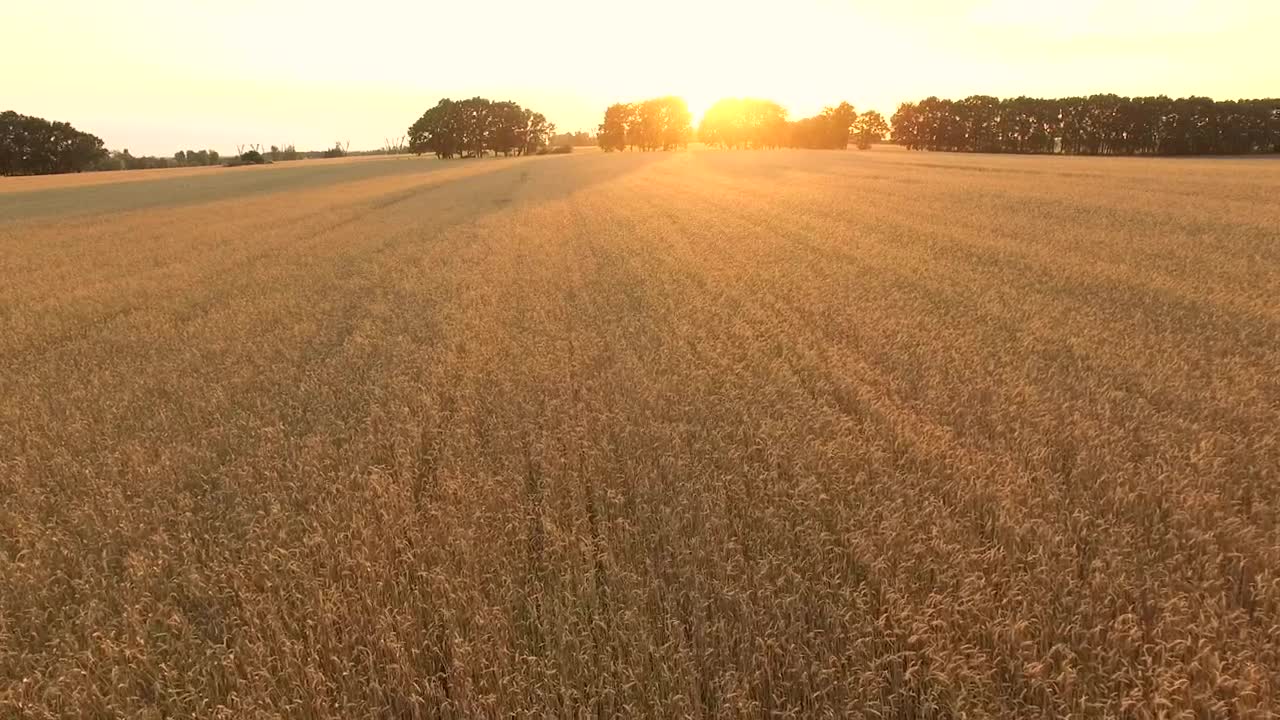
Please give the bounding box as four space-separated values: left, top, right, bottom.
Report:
95 148 223 171
853 111 889 149
629 101 662 151
597 97 692 152
409 98 555 160
520 108 556 156
891 95 1280 155
550 131 595 147
174 149 223 166
597 103 631 152
699 98 788 149
658 98 694 150
0 111 108 176
489 101 524 157
788 102 858 149
822 102 858 148
698 98 862 150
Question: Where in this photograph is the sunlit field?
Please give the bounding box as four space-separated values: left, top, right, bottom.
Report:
2 147 1278 718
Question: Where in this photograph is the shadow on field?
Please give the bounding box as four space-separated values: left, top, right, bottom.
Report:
471 150 668 209
0 151 667 225
0 156 449 223
319 150 671 236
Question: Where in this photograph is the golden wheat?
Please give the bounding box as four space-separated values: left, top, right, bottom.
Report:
1 148 1277 718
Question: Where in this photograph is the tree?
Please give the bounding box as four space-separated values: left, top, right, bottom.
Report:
822 101 858 149
657 97 693 150
699 98 787 149
890 102 921 150
409 98 462 159
783 102 857 149
408 98 556 160
696 99 863 150
520 109 554 156
489 101 525 157
853 111 889 149
458 97 492 158
698 99 741 147
0 111 108 176
890 94 1280 156
631 99 663 151
598 103 630 152
598 97 689 152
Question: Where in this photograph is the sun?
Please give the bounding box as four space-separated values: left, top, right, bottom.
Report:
681 94 718 129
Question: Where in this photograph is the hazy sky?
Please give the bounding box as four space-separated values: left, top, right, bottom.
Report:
7 0 1277 155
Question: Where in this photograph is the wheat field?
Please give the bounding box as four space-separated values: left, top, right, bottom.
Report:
1 148 1278 718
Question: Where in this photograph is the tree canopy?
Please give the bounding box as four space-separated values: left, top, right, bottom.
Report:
0 111 108 176
695 99 863 150
408 98 555 159
788 102 858 150
597 97 693 152
891 95 1280 155
697 99 789 149
853 111 889 149
91 148 224 172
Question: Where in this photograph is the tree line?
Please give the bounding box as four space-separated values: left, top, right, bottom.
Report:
13 92 1277 177
408 98 555 159
891 95 1280 155
550 131 596 147
93 148 225 171
1 111 108 176
697 99 888 150
596 98 888 152
597 97 694 152
2 110 319 175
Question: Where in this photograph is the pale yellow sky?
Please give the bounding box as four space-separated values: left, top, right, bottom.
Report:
6 0 1277 155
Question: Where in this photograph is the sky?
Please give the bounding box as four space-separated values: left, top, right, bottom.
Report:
6 0 1278 155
